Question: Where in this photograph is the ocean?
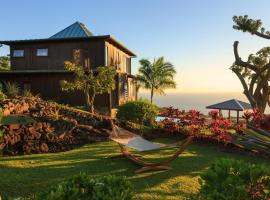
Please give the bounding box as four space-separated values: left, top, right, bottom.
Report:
138 92 266 117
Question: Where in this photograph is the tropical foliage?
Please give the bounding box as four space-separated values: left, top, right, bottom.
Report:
196 158 270 200
116 99 158 126
36 173 133 200
0 83 6 101
61 61 116 113
158 107 233 143
231 15 270 113
4 82 19 98
0 55 10 71
136 57 176 103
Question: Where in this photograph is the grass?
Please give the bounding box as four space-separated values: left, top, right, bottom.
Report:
0 139 269 200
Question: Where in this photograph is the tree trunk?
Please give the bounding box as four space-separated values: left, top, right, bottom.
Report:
108 92 112 117
90 93 96 114
150 87 154 103
84 87 91 111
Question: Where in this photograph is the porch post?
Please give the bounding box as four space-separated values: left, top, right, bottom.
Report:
228 110 231 119
219 109 222 117
236 110 239 123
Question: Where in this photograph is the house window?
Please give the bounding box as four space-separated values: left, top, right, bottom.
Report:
36 48 48 57
13 50 24 57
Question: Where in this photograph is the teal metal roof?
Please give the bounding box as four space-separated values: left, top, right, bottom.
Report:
50 21 93 39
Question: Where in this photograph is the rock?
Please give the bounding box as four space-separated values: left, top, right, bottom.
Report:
40 143 49 152
3 109 10 116
0 96 111 156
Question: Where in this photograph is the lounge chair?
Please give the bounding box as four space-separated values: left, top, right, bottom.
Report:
110 124 193 173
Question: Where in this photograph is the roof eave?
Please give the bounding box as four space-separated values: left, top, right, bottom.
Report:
106 35 136 57
0 35 136 57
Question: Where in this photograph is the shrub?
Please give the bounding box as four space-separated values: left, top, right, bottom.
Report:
0 90 6 102
22 89 33 98
4 82 20 98
116 99 158 125
35 173 133 200
197 158 270 200
0 83 6 101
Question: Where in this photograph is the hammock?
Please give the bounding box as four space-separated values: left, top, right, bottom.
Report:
110 124 193 173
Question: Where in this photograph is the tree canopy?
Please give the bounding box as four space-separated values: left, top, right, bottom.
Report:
136 57 176 103
231 15 270 113
0 55 10 71
61 61 116 113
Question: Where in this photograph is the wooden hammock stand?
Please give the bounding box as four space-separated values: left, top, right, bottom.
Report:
110 123 193 174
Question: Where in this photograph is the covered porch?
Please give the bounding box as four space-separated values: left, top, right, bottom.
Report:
206 99 252 123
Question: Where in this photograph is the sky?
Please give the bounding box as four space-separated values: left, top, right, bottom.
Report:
1 0 270 93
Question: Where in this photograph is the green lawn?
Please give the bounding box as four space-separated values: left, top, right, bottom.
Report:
0 139 268 200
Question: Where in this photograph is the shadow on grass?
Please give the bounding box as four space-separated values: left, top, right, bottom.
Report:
0 139 269 199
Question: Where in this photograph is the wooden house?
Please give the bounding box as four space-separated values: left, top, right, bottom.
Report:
0 22 137 111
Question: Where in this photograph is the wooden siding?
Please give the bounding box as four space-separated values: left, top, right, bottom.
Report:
6 38 136 108
0 73 110 108
10 40 105 70
105 41 131 74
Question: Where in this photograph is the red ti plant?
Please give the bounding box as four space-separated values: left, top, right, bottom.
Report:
159 107 184 118
235 122 245 134
210 118 232 143
248 108 263 128
208 110 219 120
160 118 179 133
243 110 253 124
180 109 205 126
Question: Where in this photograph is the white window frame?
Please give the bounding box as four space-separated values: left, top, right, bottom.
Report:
13 50 24 57
36 48 48 57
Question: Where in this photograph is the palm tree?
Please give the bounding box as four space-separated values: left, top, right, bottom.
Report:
136 57 176 103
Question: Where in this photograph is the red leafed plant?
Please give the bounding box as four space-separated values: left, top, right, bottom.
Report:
179 109 205 126
209 118 232 143
158 107 235 143
246 108 270 131
208 110 219 120
159 107 184 118
160 118 180 133
243 110 253 123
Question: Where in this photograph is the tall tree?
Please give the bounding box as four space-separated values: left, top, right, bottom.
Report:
61 61 116 113
136 57 176 103
231 15 270 113
0 55 10 71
